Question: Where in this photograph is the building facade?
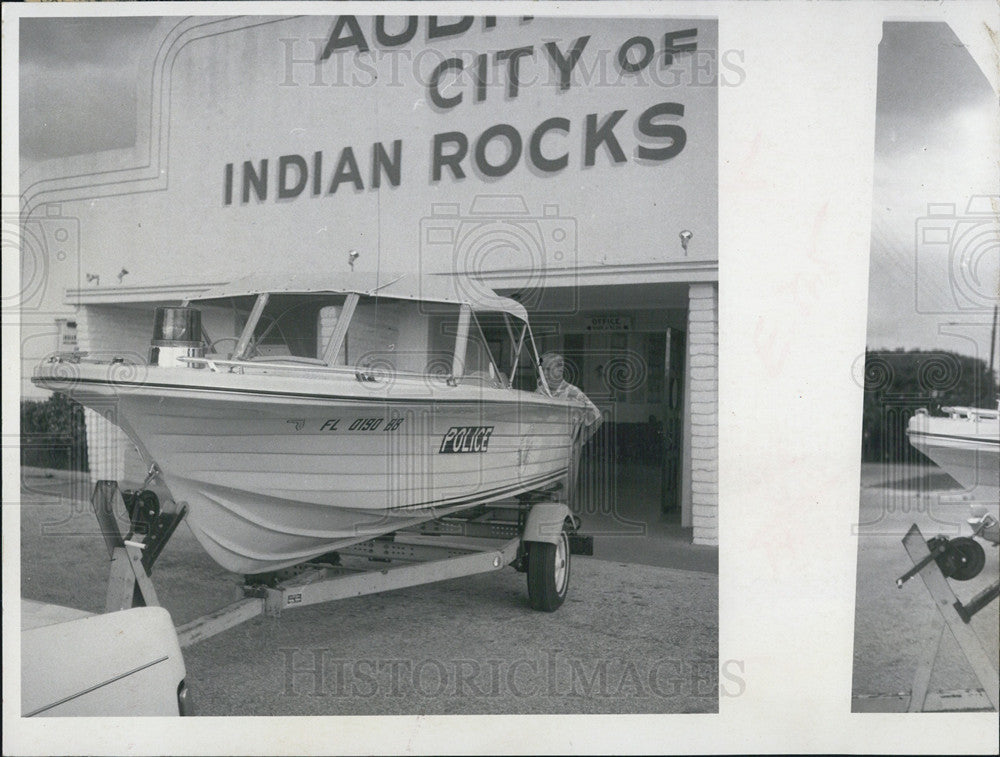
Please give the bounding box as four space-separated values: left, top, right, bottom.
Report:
21 15 718 544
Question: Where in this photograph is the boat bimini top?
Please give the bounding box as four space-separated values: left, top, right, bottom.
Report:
160 271 553 393
189 272 529 322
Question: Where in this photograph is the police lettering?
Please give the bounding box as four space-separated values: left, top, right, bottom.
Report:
439 426 494 454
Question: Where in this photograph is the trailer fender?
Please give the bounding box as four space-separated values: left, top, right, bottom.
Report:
522 503 571 545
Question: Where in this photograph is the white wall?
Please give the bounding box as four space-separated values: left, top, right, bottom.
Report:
20 16 718 296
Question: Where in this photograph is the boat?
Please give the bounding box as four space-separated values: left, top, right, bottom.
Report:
33 273 590 574
907 404 1000 497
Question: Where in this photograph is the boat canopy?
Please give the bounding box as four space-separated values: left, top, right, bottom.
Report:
192 272 528 322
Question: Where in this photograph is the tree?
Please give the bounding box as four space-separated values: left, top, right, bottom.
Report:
860 349 996 463
20 394 89 471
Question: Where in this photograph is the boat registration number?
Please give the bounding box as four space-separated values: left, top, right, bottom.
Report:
439 426 494 454
317 417 406 432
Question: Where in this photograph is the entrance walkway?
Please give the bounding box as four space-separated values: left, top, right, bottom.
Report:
572 462 718 574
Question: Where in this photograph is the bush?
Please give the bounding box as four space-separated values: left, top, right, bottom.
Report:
20 394 89 471
860 349 997 464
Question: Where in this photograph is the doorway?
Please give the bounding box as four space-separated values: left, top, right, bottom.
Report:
556 327 685 529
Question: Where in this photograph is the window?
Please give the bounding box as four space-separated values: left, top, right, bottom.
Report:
324 296 461 377
471 310 523 388
249 295 327 358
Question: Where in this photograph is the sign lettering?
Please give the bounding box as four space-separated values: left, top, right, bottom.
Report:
439 426 495 454
223 19 704 205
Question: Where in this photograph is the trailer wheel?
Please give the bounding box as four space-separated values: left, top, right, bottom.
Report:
937 536 986 581
527 522 571 612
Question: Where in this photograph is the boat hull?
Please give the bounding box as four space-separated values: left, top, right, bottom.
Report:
35 364 582 573
907 409 1000 497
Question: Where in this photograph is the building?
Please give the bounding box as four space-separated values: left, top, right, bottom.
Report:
20 15 718 544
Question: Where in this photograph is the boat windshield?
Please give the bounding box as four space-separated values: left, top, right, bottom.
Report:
329 296 461 376
199 293 351 363
470 310 529 390
204 292 522 387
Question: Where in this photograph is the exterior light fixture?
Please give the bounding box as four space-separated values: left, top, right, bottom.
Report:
679 230 693 254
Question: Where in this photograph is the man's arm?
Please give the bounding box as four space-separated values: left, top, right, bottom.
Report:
567 384 603 439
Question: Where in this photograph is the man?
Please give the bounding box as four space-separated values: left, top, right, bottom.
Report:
536 351 603 442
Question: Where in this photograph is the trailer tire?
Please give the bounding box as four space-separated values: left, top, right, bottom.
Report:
527 522 571 612
938 536 986 581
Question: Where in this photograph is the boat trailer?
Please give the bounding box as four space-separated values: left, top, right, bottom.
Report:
886 524 999 713
91 479 593 649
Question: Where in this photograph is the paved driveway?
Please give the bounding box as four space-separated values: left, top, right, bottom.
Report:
19 468 718 715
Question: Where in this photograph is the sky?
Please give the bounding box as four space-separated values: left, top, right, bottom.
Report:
865 22 999 364
18 17 999 364
19 17 160 169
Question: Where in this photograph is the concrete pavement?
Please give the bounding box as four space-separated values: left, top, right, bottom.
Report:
18 467 718 715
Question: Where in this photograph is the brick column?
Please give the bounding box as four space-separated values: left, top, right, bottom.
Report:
687 283 718 545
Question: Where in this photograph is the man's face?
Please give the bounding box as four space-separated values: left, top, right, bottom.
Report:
542 356 564 386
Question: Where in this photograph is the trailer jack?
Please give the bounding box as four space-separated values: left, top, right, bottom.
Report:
893 524 999 713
